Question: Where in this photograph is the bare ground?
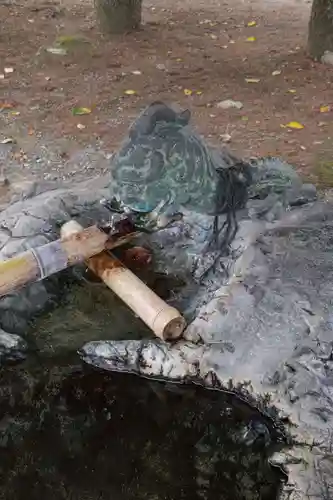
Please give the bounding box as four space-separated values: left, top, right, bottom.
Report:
0 0 332 192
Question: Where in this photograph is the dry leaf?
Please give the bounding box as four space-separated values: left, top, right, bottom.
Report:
196 91 203 95
184 89 193 96
284 121 304 129
124 89 136 95
72 107 92 116
246 36 256 42
4 68 14 74
320 105 330 113
288 89 297 93
272 70 281 76
56 35 88 47
132 70 142 75
0 102 16 110
247 20 257 26
1 138 14 144
176 58 182 62
77 123 86 130
245 78 260 83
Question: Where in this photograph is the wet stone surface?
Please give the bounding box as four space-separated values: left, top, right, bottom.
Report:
0 157 331 499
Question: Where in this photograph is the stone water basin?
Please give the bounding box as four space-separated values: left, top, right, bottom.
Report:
0 360 285 500
0 160 332 500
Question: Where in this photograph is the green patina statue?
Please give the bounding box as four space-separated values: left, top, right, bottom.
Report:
108 101 253 250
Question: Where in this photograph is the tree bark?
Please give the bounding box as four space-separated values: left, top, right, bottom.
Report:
308 0 333 60
95 0 142 34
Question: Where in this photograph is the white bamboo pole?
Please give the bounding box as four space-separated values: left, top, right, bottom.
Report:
61 220 186 341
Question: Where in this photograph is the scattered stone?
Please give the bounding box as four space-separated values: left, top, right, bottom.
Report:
1 138 15 144
46 47 67 56
220 133 232 143
321 51 333 66
217 99 243 110
0 329 28 363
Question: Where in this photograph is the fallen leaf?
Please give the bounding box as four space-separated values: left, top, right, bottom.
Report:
56 35 88 47
210 34 217 40
124 89 137 95
176 58 182 62
217 99 243 110
0 102 16 111
196 91 203 95
320 105 330 113
247 20 257 26
46 47 67 55
28 128 34 136
10 111 20 116
1 138 14 144
284 121 304 129
4 67 14 74
132 70 142 75
77 123 86 130
184 89 193 96
241 116 249 121
272 70 281 76
245 78 260 83
72 107 92 116
246 36 256 42
288 89 297 93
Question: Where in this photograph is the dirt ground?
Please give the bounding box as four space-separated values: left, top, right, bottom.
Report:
0 0 333 190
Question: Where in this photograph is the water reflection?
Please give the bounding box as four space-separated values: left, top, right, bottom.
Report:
0 364 284 500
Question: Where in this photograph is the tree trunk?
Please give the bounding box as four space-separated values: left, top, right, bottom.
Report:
308 0 333 60
95 0 142 34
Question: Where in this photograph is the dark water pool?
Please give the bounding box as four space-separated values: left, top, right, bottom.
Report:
0 360 285 500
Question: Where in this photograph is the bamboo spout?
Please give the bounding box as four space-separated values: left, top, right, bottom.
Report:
61 220 186 341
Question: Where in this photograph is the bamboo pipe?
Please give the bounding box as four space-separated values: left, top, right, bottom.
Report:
0 225 140 298
60 220 187 341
